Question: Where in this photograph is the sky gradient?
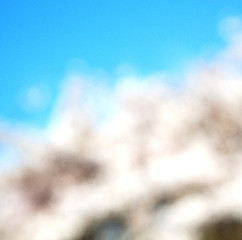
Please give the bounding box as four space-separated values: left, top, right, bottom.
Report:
1 0 242 127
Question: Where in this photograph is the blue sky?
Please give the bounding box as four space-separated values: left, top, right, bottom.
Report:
1 0 242 127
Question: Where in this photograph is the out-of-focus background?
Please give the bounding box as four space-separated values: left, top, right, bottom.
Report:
1 0 241 127
1 1 242 240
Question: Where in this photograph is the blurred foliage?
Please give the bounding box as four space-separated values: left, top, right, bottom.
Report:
199 217 242 240
74 216 129 240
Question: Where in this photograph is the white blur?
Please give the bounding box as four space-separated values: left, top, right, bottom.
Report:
0 17 242 240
